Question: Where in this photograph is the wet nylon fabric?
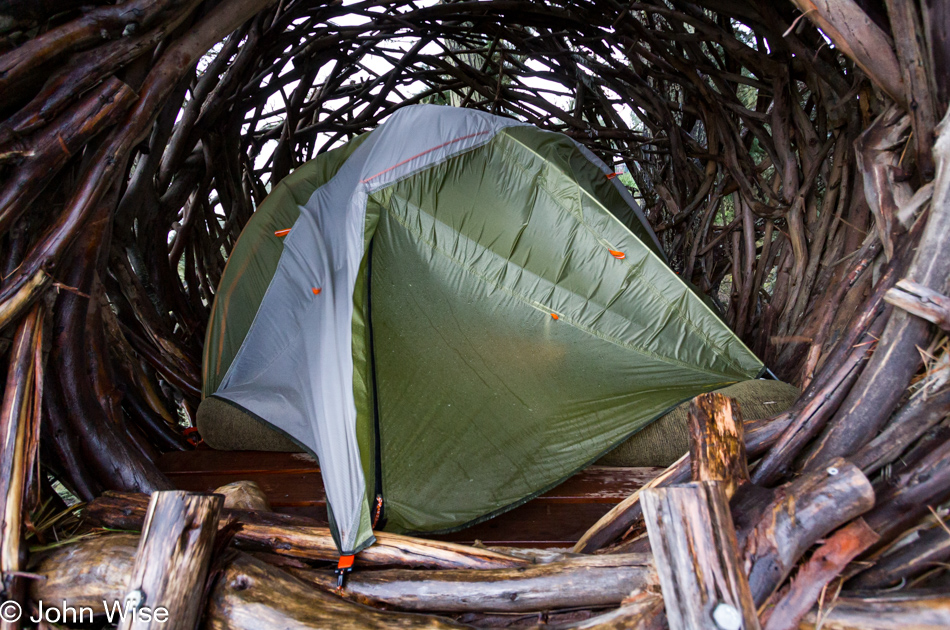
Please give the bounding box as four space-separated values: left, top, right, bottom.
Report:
202 135 368 397
211 106 523 553
204 105 763 552
369 129 761 532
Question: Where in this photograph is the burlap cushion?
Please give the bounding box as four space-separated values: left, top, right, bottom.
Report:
197 396 300 452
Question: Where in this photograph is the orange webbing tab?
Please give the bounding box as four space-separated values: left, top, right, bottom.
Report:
312 287 322 295
335 555 356 589
606 172 620 180
551 313 559 320
609 249 626 260
274 228 291 237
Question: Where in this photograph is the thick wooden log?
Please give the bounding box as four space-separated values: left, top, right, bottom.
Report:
213 480 271 511
797 592 950 629
28 532 656 626
884 279 950 331
207 552 471 629
762 519 879 630
29 533 140 614
849 523 950 589
740 458 874 606
687 393 748 499
29 535 469 628
296 553 656 613
117 491 222 630
642 481 759 630
84 491 529 570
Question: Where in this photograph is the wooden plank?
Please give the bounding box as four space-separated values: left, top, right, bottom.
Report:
157 451 659 546
159 451 659 504
536 466 663 503
271 501 616 547
430 502 619 547
163 471 326 506
159 450 319 475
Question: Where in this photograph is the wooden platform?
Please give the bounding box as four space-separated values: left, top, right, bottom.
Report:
158 451 661 547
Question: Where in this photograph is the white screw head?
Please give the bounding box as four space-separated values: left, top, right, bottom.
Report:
713 602 743 630
827 467 839 476
124 589 144 611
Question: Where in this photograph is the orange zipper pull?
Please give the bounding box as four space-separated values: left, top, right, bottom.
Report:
274 228 291 237
609 249 626 260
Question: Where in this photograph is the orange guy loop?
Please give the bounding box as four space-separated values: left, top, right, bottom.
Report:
312 288 322 295
606 172 619 180
274 228 291 237
609 249 626 260
551 313 559 320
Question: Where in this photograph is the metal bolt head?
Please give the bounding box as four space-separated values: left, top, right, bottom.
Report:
827 467 839 476
713 602 743 630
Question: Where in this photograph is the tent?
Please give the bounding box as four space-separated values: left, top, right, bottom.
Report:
200 105 764 556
